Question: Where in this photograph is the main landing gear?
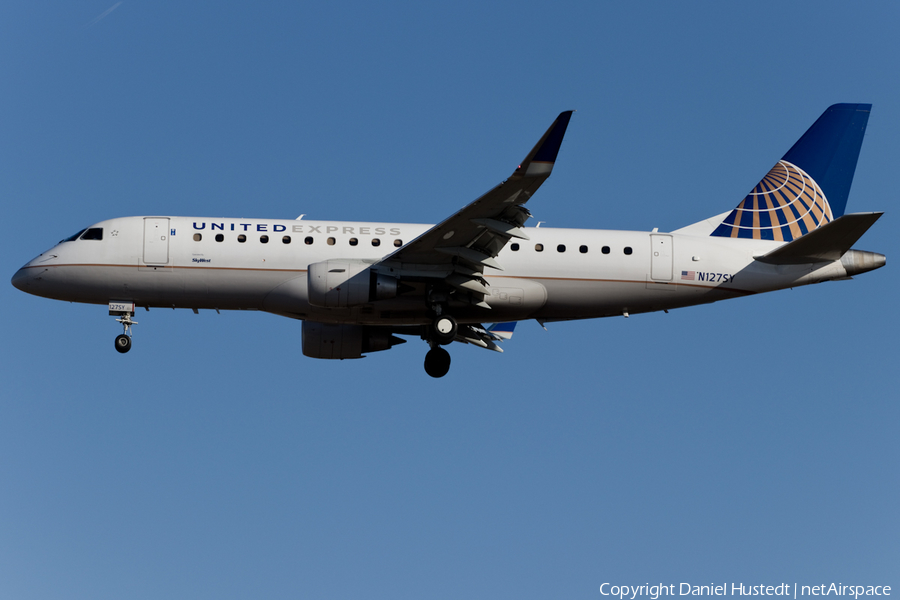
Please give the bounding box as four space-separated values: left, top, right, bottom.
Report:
113 311 137 354
432 314 457 345
424 312 457 378
424 345 451 378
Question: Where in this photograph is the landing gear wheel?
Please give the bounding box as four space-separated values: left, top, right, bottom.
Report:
115 334 132 354
424 347 451 378
113 309 138 354
432 315 458 345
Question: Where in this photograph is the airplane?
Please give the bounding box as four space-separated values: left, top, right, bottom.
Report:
11 104 885 377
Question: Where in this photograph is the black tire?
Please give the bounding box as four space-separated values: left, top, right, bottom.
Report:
432 315 457 345
424 347 451 378
115 334 132 354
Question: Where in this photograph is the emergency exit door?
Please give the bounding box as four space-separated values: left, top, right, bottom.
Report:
143 218 170 264
650 234 672 281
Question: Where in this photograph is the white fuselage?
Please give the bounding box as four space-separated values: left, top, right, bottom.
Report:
13 215 853 325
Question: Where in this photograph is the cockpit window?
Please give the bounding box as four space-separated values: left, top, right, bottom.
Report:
80 228 103 241
61 229 87 243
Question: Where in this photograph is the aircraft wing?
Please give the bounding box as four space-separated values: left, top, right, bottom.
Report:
377 111 573 305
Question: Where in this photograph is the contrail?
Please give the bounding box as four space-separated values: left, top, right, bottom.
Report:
87 2 122 27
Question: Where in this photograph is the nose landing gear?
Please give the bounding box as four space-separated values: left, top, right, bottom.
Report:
115 333 132 353
110 302 138 354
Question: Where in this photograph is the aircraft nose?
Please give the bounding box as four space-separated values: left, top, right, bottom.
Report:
11 267 29 292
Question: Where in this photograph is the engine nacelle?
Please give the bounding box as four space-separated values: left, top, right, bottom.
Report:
301 322 404 359
307 260 399 308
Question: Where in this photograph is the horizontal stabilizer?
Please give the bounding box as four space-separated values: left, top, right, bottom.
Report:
754 212 882 265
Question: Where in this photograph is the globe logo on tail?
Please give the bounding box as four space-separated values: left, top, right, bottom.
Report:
711 160 833 242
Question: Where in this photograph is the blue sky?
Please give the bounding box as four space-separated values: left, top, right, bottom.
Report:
1 2 897 598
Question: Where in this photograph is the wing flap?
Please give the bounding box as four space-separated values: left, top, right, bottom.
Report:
454 323 518 352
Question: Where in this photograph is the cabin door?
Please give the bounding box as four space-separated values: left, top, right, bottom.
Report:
143 218 170 264
650 234 672 281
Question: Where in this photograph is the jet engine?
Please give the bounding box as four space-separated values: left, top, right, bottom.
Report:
307 260 399 308
301 322 405 359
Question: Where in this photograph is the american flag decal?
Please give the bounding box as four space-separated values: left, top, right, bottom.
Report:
681 271 695 280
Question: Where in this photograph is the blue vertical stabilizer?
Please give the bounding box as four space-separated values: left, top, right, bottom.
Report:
782 103 871 218
711 104 870 242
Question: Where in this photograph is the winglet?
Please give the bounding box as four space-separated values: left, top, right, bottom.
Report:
514 111 574 178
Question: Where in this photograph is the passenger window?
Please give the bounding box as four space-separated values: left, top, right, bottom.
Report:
557 244 566 253
327 237 336 246
510 243 519 251
579 245 588 254
624 246 633 255
238 234 246 243
283 236 291 244
535 244 544 252
260 235 269 244
393 239 402 247
349 237 358 246
193 233 202 242
372 238 381 246
305 236 313 245
602 246 610 254
215 234 224 242
80 228 103 241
